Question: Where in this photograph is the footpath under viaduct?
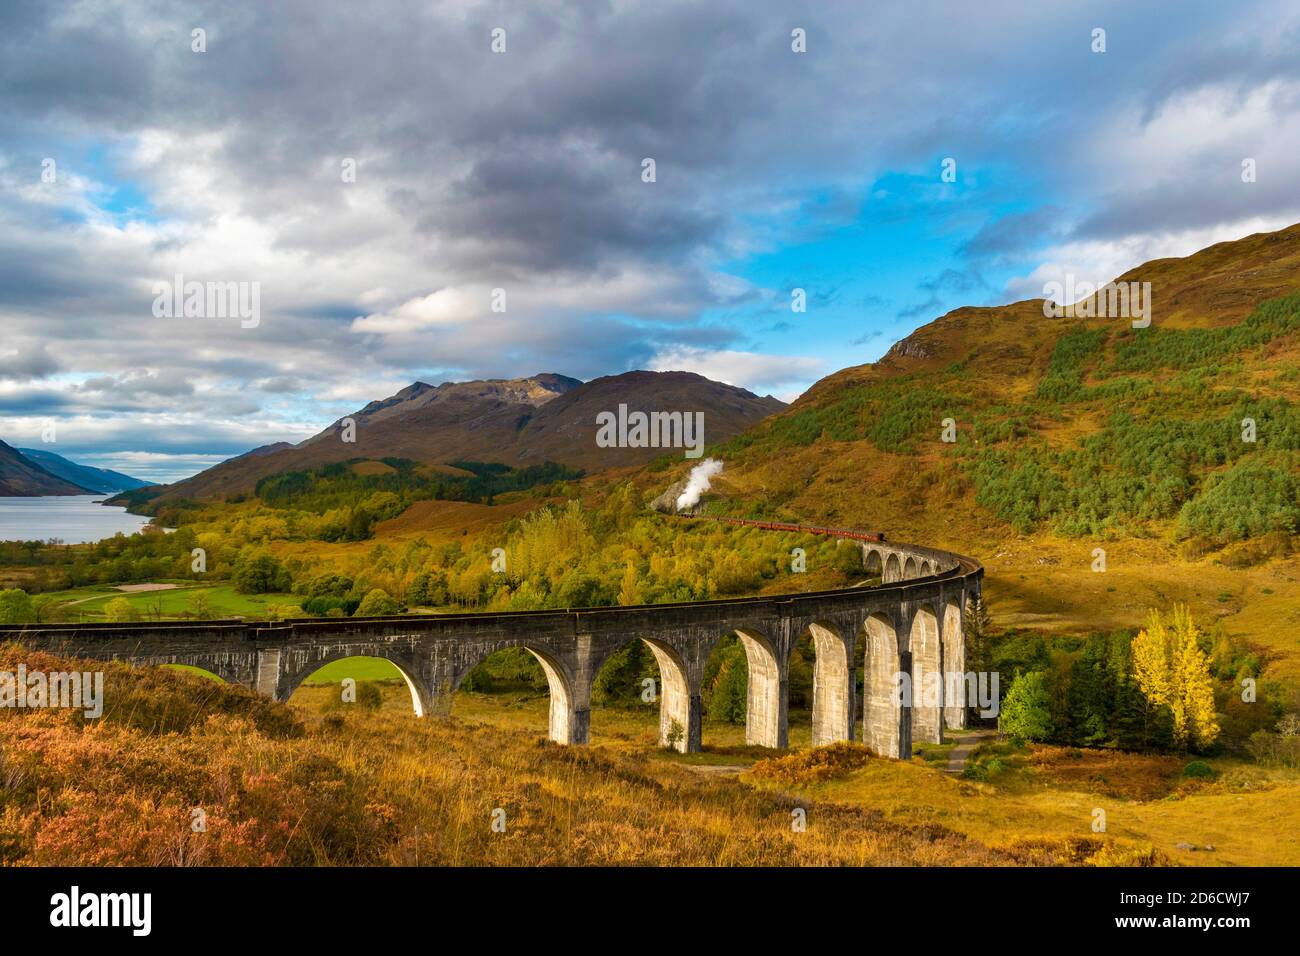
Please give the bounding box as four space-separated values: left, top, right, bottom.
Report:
2 523 982 759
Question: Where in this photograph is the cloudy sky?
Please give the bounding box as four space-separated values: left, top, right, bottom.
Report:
2 0 1299 482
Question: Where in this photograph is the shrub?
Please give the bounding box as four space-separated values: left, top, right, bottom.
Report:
1182 760 1214 779
354 589 400 616
303 595 361 616
0 589 34 624
102 597 136 623
356 682 383 710
962 753 1006 782
233 554 292 594
187 591 216 620
750 742 872 785
305 573 354 598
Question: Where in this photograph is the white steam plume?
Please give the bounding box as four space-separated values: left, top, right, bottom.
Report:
675 458 724 511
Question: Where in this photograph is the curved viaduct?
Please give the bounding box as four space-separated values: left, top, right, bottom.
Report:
2 524 982 759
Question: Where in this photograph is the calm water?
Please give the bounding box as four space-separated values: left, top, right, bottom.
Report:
0 496 156 544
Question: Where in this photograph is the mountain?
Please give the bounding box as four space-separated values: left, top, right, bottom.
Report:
17 448 153 494
148 371 784 501
676 222 1300 553
300 374 584 446
504 370 784 469
0 441 94 496
225 442 295 461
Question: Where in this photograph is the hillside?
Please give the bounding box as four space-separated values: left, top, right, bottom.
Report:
149 370 784 501
617 222 1300 677
0 645 1122 866
0 441 92 496
17 448 153 494
706 223 1300 537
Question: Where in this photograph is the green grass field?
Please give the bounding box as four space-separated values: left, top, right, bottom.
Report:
161 663 224 682
300 656 404 684
44 582 299 621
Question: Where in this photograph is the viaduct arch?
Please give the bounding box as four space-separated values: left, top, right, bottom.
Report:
2 521 981 760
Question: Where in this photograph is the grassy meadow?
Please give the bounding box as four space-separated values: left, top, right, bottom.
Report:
276 677 1300 867
37 582 300 623
0 649 1022 867
2 648 1228 867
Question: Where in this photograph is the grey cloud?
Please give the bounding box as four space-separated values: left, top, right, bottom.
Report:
0 387 73 414
0 342 60 380
1 0 1298 470
962 208 1067 259
76 371 196 399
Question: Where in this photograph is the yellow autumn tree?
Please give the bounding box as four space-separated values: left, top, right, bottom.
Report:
617 561 642 606
1130 610 1171 707
102 597 137 623
1131 605 1219 750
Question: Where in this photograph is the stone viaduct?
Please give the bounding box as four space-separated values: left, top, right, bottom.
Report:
1 524 982 759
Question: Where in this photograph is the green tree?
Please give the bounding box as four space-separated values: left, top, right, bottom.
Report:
787 639 814 708
407 571 433 606
355 588 400 616
343 507 374 542
1066 635 1112 746
963 594 993 675
999 671 1052 742
30 594 66 624
592 640 656 706
233 553 293 594
305 573 353 598
0 588 34 624
704 640 748 724
555 572 610 608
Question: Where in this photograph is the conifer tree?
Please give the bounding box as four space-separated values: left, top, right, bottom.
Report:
963 594 993 675
1066 634 1111 746
999 671 1052 742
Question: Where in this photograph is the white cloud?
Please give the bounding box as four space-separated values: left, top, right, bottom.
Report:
1003 216 1293 303
647 347 825 396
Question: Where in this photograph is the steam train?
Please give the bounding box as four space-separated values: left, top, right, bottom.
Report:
674 513 886 543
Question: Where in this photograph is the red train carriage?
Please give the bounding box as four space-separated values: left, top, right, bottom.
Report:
673 513 885 542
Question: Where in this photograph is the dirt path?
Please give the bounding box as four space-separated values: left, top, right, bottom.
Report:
62 583 198 606
682 764 747 777
945 728 998 774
